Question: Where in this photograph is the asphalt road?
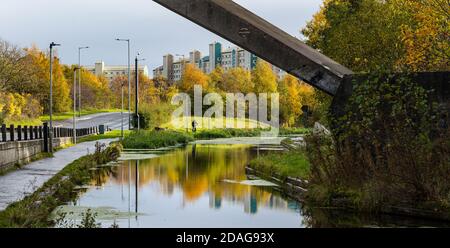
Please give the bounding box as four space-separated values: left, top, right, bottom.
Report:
54 112 131 130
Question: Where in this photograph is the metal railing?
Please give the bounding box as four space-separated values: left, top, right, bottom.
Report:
1 123 99 143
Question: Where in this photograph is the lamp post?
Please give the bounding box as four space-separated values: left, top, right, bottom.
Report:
49 42 61 154
73 67 80 144
78 46 89 117
135 53 145 131
116 38 131 131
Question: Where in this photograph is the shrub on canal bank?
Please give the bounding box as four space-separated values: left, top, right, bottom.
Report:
0 142 122 227
249 150 311 180
121 130 194 149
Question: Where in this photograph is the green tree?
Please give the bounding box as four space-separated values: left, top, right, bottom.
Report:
302 0 449 72
302 0 407 72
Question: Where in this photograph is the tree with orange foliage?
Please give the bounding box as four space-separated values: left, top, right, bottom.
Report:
179 63 209 93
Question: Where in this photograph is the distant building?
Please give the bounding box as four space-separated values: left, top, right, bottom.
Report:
153 41 285 83
86 61 149 82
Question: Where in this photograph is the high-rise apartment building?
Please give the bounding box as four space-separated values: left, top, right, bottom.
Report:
153 42 286 83
86 61 149 82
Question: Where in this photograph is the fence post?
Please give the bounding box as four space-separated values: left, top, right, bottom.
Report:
43 123 49 153
1 124 6 142
10 124 14 141
30 126 34 140
17 125 22 141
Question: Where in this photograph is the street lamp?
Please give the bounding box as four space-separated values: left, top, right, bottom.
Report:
73 67 80 144
135 53 145 131
78 46 89 117
116 38 131 131
49 42 61 154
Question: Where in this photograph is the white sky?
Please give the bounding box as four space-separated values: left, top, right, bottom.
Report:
0 0 323 72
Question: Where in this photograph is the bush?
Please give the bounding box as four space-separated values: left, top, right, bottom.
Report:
0 92 43 123
132 102 176 130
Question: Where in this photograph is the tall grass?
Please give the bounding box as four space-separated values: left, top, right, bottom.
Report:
249 151 311 180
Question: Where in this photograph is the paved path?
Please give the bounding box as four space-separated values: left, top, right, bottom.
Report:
54 112 131 130
0 139 118 211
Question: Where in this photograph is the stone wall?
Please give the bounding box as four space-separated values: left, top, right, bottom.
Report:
0 137 72 171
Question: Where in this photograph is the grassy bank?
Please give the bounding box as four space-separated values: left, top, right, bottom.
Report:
121 130 193 149
121 127 310 149
249 150 311 180
193 128 310 140
78 130 132 143
0 142 122 227
193 128 264 139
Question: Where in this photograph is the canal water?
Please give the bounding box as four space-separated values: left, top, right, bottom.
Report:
58 144 305 228
55 143 450 228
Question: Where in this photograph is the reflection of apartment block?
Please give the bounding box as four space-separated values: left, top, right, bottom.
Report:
86 61 149 82
244 190 258 214
209 191 222 210
153 41 285 84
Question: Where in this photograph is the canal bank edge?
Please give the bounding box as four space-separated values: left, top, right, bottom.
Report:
245 158 450 223
0 142 122 227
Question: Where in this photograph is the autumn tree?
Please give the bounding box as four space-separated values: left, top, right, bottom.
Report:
153 75 176 102
23 46 71 113
252 60 277 93
302 0 449 72
278 74 301 127
0 39 28 92
394 0 449 71
179 63 209 93
221 67 253 93
110 75 128 108
208 66 224 92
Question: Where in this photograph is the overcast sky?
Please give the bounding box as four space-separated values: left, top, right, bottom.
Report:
0 0 323 73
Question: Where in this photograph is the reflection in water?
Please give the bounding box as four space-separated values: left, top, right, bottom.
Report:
74 144 303 228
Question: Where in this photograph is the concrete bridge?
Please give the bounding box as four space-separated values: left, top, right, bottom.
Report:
153 0 353 96
153 0 449 118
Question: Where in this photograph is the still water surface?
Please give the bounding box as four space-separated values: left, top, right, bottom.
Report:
60 144 450 228
70 144 305 228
